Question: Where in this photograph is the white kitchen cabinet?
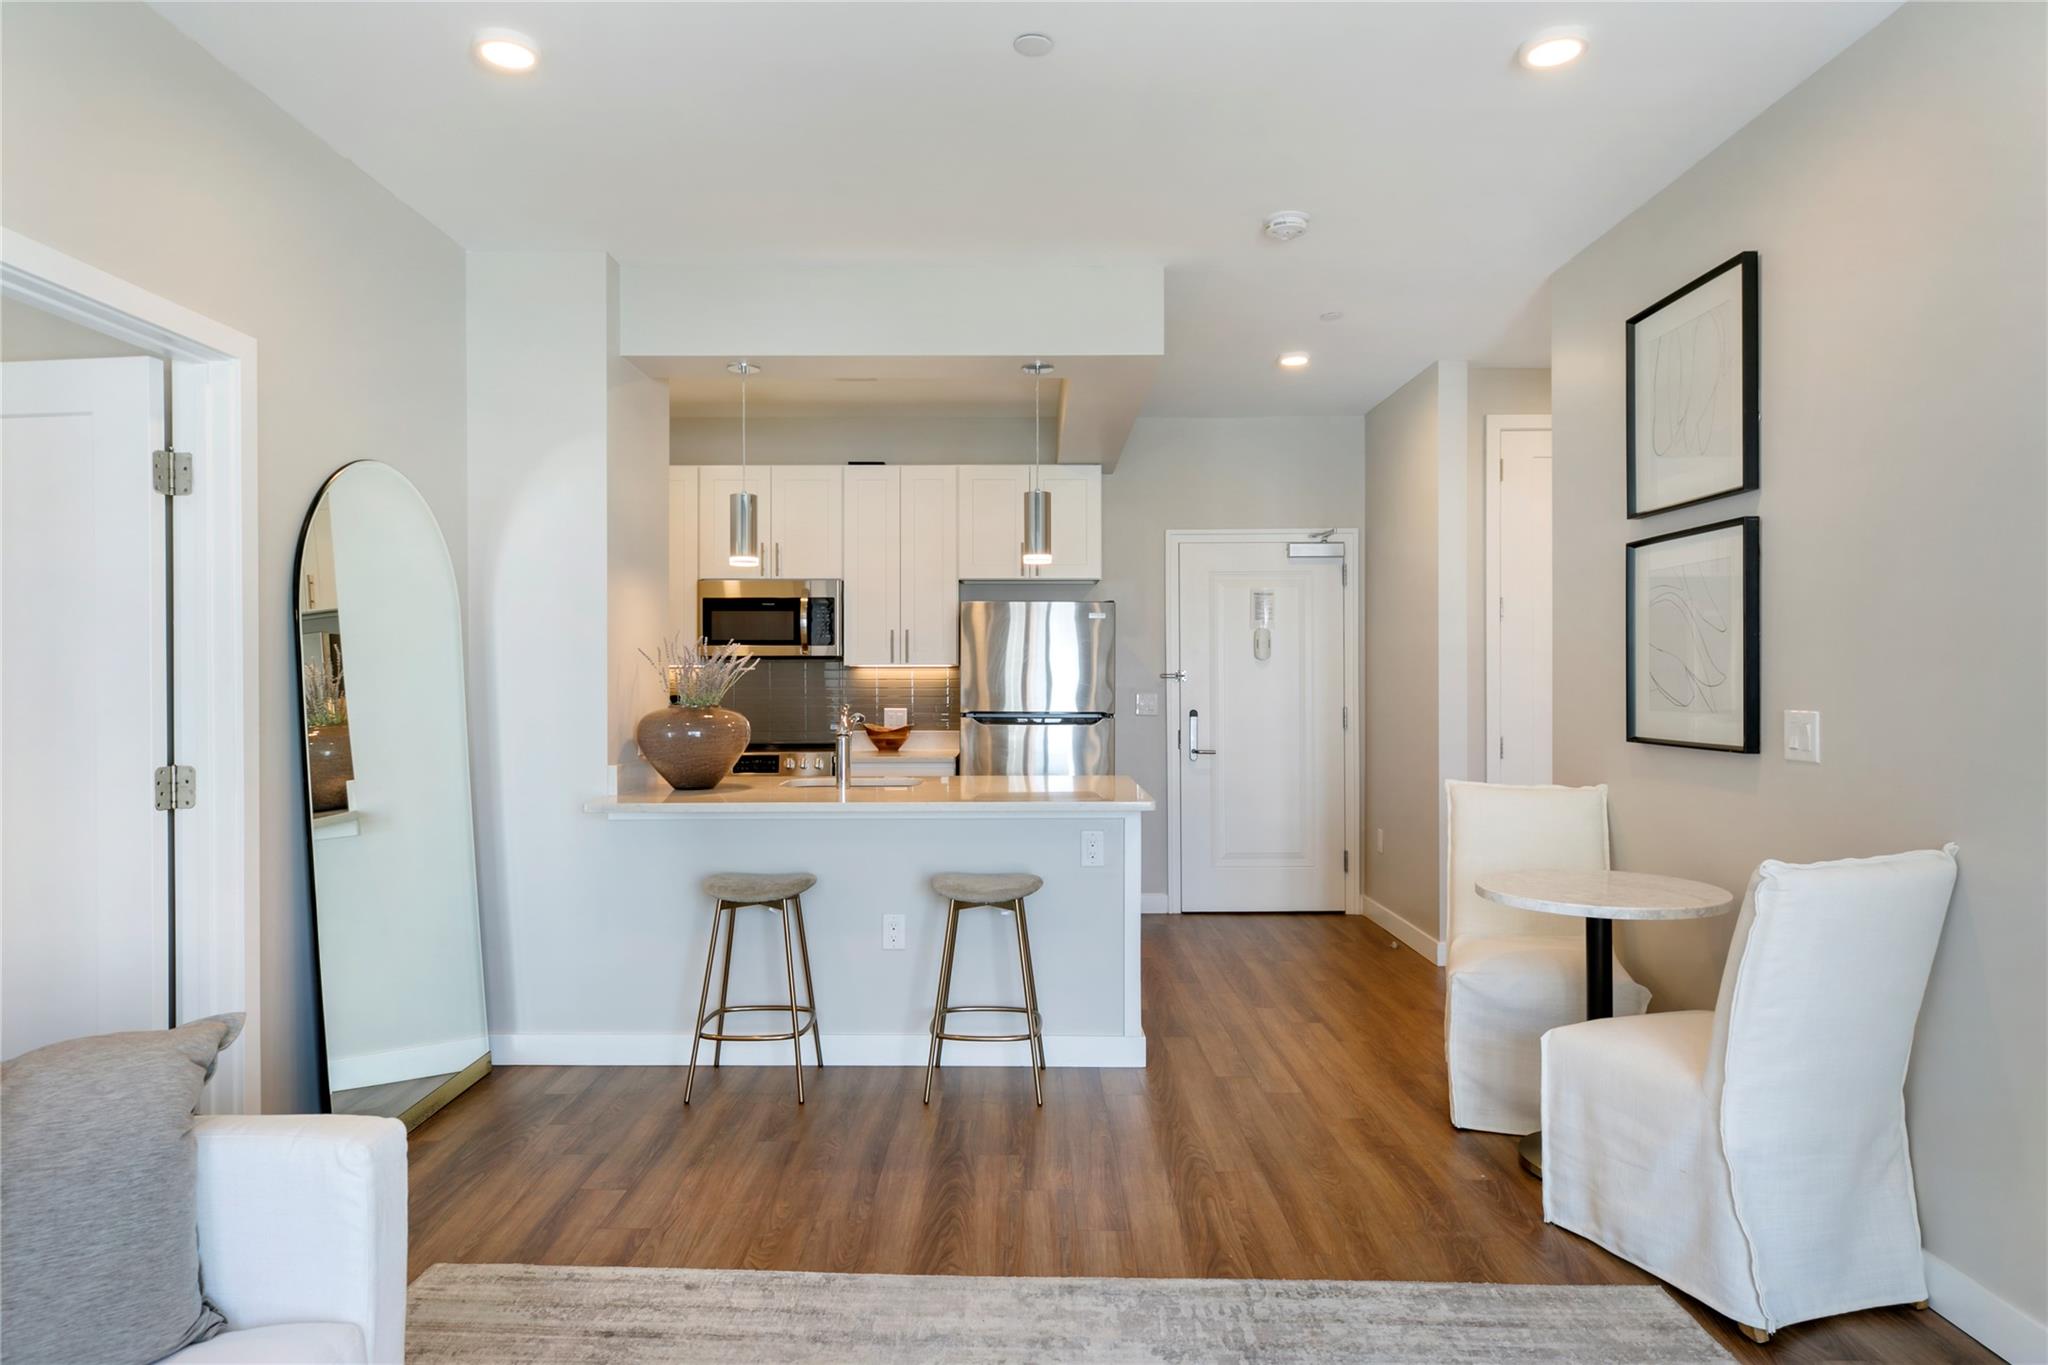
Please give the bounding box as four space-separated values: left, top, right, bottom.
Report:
900 465 959 664
667 467 698 641
956 463 1101 582
767 465 843 580
841 465 902 666
695 465 772 580
298 503 338 613
842 464 959 666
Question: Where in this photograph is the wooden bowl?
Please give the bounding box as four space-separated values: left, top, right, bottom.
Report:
862 723 912 753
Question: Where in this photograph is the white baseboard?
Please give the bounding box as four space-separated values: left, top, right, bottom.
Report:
1141 892 1172 915
328 1035 488 1092
489 1031 1147 1069
1925 1249 2048 1364
1360 895 1445 966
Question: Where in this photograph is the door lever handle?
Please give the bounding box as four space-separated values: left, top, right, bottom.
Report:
1187 708 1217 758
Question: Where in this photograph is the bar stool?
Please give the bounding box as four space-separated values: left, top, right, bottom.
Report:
924 872 1046 1106
685 872 821 1104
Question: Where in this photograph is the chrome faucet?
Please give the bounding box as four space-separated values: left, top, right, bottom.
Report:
832 704 865 795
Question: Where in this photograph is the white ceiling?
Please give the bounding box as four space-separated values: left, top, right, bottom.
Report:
157 2 1893 416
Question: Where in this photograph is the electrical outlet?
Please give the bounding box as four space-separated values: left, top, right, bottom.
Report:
1080 830 1106 867
882 706 908 728
1133 692 1160 716
882 913 907 950
1375 828 1385 854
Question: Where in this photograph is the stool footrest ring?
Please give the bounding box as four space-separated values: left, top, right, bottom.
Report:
697 1003 817 1044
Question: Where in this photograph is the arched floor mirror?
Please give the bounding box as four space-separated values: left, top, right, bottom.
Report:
294 461 488 1129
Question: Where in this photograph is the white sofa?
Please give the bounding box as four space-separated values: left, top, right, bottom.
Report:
1540 847 1959 1342
1443 780 1650 1133
163 1115 407 1364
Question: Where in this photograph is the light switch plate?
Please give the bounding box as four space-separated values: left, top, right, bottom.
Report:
1784 710 1821 763
1080 830 1106 867
1133 693 1160 716
882 706 908 728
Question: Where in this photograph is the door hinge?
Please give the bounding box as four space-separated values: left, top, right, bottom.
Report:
154 764 196 811
1342 705 1349 731
1499 459 1505 482
1343 849 1350 872
1499 737 1505 760
152 449 193 497
1340 562 1348 587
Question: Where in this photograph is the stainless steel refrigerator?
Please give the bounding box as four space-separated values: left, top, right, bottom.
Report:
958 600 1115 776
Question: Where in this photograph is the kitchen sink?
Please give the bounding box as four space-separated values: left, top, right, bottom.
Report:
780 776 925 790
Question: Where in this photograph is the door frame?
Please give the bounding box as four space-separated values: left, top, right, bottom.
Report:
1162 528 1361 916
1484 414 1552 785
2 229 261 1113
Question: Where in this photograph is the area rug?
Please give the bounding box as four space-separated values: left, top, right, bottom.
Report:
407 1263 1733 1363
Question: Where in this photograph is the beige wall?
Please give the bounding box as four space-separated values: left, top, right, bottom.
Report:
1464 369 1551 770
2 2 468 1112
970 415 1366 896
1362 366 1442 934
1550 1 2044 1336
671 413 1038 465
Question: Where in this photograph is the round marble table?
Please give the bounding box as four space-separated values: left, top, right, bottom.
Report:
1474 868 1735 1178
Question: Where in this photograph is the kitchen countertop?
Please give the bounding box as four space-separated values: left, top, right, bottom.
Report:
587 773 1152 818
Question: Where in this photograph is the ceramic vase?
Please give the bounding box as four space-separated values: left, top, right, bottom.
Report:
306 725 354 813
638 703 750 790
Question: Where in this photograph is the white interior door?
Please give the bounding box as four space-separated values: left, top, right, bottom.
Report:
1177 539 1346 912
2 356 169 1058
1487 416 1553 785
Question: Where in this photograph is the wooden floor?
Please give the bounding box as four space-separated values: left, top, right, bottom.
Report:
410 915 1992 1363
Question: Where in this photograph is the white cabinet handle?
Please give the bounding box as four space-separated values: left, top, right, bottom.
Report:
889 628 896 663
774 543 782 577
905 629 911 662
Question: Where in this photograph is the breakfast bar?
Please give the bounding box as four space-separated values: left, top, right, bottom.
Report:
579 775 1154 1069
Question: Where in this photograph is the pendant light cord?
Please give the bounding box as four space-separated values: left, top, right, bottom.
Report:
740 364 749 491
1032 359 1042 492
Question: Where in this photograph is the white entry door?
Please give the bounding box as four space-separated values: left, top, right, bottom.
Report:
1487 415 1553 785
1176 539 1347 912
2 356 170 1058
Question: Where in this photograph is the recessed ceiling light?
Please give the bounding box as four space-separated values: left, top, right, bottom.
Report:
1517 30 1587 70
1278 352 1311 369
1013 32 1054 58
474 28 538 73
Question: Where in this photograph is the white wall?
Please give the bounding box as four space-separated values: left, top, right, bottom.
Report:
608 265 672 773
1362 366 1446 937
1 2 467 1111
1549 4 2045 1354
969 415 1365 896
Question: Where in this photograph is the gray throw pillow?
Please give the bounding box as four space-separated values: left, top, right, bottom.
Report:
1 1013 244 1365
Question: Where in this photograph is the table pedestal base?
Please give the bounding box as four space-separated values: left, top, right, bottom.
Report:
1517 1130 1544 1179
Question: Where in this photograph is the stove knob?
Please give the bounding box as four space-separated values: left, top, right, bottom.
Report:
784 757 795 770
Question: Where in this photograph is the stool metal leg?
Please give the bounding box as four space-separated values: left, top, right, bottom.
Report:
791 894 823 1068
924 900 962 1104
1008 899 1044 1105
684 899 728 1105
711 899 737 1068
777 897 806 1104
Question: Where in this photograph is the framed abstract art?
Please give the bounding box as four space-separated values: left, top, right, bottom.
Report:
1626 251 1759 517
1626 516 1759 753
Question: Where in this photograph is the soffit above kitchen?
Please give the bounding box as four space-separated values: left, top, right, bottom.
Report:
155 1 1895 416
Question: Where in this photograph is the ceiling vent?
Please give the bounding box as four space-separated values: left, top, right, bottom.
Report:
1263 211 1311 243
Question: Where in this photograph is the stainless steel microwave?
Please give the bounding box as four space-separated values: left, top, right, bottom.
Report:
698 579 841 657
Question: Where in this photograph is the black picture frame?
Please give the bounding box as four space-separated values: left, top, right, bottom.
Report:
1625 251 1759 518
1625 516 1760 754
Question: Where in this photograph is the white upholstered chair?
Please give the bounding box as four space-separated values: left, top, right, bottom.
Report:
1443 780 1650 1133
166 1114 407 1364
1540 846 1959 1343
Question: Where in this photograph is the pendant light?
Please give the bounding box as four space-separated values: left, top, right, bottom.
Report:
1021 361 1054 567
727 360 761 569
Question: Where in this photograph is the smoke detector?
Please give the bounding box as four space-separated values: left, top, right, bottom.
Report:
1263 211 1311 243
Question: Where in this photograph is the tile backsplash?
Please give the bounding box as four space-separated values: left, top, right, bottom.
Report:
723 661 956 743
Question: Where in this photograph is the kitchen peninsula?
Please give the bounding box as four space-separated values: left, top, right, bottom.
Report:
577 774 1153 1069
